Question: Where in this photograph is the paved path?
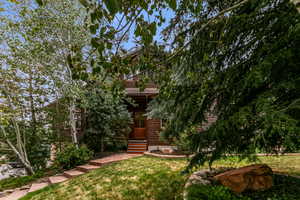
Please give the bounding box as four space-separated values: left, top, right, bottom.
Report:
0 153 141 200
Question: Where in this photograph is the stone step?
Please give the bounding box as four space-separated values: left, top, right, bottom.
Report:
128 144 147 147
28 182 49 193
76 164 101 172
0 189 29 200
48 175 69 184
89 159 115 166
127 150 146 154
128 147 147 151
20 185 31 190
128 140 147 143
63 169 85 178
128 144 147 148
89 160 103 166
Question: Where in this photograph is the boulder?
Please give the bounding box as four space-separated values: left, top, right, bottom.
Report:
0 164 26 180
213 164 273 193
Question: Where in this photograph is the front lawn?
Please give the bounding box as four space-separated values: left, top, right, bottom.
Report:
21 155 300 200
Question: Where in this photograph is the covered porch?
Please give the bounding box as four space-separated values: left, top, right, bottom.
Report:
125 88 158 153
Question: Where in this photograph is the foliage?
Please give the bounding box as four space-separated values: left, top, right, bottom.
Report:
104 139 128 152
0 0 92 172
187 174 300 200
186 184 250 200
81 84 132 152
56 0 300 170
147 0 300 169
243 174 300 200
7 0 298 173
55 144 93 170
0 171 44 192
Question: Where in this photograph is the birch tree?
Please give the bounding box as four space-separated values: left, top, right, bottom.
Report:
0 0 92 172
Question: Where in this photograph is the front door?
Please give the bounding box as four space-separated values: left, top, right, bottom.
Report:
130 111 146 139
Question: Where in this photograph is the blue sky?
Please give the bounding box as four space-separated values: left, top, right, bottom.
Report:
0 0 174 51
119 8 175 50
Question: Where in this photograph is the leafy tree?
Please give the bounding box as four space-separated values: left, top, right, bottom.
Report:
81 82 132 152
148 0 300 169
0 0 92 173
72 0 300 170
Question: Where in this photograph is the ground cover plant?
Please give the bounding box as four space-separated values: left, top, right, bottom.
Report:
0 171 44 192
20 155 300 200
186 174 300 200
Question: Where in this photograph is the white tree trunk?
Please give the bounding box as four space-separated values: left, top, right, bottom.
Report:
69 101 79 148
0 122 34 175
0 90 35 174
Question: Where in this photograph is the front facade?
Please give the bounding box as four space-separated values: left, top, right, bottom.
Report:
124 79 171 153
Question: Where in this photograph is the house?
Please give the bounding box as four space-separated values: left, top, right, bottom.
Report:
123 76 172 153
49 49 174 154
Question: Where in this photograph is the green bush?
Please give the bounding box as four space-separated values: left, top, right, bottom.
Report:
186 184 250 200
243 174 300 200
55 145 93 170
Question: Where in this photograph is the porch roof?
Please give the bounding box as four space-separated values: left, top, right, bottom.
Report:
125 88 159 96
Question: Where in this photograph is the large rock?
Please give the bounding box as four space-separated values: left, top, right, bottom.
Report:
213 164 273 193
0 164 26 180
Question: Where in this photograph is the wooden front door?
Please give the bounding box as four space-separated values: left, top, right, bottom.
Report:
130 111 146 139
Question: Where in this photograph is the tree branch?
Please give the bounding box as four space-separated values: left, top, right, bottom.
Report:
165 0 251 62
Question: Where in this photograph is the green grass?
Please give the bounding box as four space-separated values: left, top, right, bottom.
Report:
0 171 44 191
20 155 300 200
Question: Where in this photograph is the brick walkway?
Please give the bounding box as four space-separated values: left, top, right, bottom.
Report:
0 153 141 200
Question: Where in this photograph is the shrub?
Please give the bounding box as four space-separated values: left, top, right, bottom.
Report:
55 145 93 170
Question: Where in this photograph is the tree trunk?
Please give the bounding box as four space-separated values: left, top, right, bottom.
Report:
0 125 34 175
69 101 79 148
0 90 35 175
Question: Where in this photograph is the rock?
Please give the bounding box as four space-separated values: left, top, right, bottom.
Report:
5 189 14 193
0 191 6 197
0 164 27 180
20 185 31 190
213 164 273 193
0 155 7 162
183 170 215 200
161 147 174 154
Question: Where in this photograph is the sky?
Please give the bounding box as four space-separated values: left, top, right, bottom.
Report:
118 9 175 50
0 0 175 51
